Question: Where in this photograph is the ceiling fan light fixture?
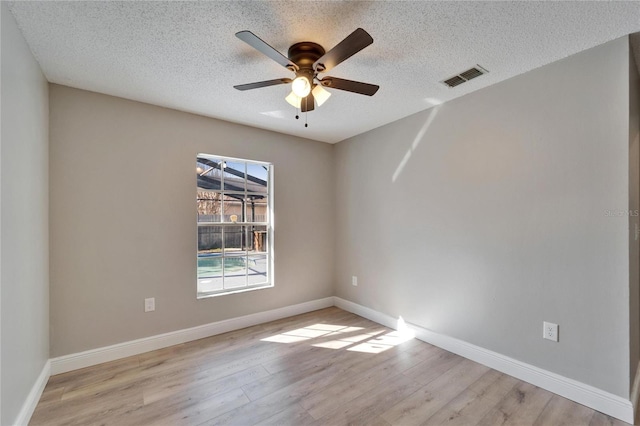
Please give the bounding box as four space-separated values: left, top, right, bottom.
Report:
234 28 378 123
285 91 302 108
312 84 331 106
291 76 311 97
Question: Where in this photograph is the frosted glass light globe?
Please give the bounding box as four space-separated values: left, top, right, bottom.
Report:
292 76 311 97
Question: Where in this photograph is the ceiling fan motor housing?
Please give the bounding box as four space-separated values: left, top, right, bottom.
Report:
288 42 325 71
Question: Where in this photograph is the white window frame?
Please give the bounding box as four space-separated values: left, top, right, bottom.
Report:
196 154 273 298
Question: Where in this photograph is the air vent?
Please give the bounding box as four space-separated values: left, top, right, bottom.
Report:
441 65 488 88
443 75 466 88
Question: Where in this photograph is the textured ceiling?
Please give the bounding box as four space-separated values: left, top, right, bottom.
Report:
7 1 640 143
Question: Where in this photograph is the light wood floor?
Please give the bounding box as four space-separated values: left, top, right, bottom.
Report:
31 307 629 426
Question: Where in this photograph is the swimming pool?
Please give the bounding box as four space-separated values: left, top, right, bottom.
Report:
197 254 246 277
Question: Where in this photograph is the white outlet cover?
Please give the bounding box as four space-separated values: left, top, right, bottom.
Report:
145 297 155 312
543 321 558 342
352 276 358 286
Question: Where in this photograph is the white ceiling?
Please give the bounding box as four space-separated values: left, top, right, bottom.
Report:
7 1 640 143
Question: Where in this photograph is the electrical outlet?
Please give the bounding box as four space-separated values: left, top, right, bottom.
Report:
145 297 155 312
543 321 558 342
352 276 358 286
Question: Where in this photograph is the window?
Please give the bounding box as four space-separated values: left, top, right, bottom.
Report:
196 154 272 297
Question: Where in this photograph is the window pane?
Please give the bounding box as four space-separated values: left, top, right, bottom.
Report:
246 197 267 222
247 163 268 194
249 225 268 253
197 160 223 190
224 255 247 289
223 161 246 192
197 253 223 294
222 194 244 223
248 254 268 285
198 225 222 252
224 225 246 253
197 191 222 223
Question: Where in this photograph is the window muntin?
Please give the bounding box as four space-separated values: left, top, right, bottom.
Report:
197 154 271 297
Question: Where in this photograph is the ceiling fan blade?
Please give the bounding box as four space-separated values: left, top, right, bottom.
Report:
313 28 373 73
236 31 298 71
234 78 292 91
320 77 379 96
301 92 315 112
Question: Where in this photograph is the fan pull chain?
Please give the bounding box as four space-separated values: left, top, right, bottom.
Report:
304 96 308 127
293 98 309 127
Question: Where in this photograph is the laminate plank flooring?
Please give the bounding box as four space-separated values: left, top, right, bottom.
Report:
30 307 630 426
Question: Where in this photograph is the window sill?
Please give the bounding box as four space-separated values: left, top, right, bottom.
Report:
197 283 273 299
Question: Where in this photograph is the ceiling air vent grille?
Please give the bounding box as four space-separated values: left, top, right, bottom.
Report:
441 65 488 88
443 75 466 88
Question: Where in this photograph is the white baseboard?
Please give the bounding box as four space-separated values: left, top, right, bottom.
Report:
13 360 50 426
333 297 401 330
35 296 636 424
630 360 640 424
333 297 634 424
50 297 334 375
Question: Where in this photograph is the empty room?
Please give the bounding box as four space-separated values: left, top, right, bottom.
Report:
3 1 640 425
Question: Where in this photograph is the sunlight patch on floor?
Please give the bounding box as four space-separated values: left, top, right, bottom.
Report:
312 331 384 349
348 331 414 354
261 323 364 344
261 320 415 354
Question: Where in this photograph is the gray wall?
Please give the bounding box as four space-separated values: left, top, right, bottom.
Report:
49 85 334 357
1 3 50 424
334 37 631 397
630 40 640 391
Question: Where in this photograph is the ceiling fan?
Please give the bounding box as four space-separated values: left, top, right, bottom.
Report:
233 28 379 115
